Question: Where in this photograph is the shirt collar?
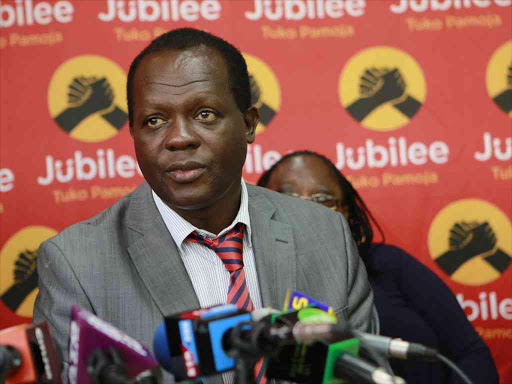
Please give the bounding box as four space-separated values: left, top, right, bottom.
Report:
152 179 252 251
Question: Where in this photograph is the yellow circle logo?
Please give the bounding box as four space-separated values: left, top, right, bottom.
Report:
244 53 281 135
339 46 426 131
486 40 512 117
0 226 57 317
48 55 128 143
428 199 512 286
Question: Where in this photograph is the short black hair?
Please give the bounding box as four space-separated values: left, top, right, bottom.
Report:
257 150 385 264
126 28 251 127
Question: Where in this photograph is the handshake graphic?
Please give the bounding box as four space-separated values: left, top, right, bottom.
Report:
492 64 512 114
346 67 422 122
67 77 115 114
435 221 511 276
54 76 127 134
249 73 276 128
1 249 39 313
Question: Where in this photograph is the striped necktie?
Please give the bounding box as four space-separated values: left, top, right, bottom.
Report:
186 223 268 383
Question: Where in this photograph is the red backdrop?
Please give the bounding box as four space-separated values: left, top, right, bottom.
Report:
1 0 511 381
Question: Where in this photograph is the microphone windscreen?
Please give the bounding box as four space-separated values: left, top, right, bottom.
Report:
153 323 171 371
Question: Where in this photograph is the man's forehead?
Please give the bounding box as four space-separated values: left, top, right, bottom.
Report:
140 46 228 85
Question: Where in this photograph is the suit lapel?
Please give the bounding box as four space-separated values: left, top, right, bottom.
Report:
248 185 297 310
125 182 200 318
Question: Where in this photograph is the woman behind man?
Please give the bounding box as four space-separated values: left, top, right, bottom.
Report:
257 150 498 384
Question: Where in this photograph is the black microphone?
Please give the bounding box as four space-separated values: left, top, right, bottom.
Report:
87 347 132 384
334 352 406 384
0 322 62 384
284 290 439 361
354 331 438 360
0 345 22 380
85 347 160 384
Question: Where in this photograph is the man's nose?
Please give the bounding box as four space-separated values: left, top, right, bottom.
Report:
164 116 200 151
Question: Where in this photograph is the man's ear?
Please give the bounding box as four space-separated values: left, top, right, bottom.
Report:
244 106 259 144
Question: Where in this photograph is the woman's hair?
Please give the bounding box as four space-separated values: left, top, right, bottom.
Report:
257 150 385 263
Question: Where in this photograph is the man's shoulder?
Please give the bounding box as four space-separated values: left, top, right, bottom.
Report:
44 182 149 247
247 184 344 225
248 183 339 209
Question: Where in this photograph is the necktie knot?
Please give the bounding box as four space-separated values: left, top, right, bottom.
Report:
186 223 245 272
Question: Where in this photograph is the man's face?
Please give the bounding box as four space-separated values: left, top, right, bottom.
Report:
131 47 257 211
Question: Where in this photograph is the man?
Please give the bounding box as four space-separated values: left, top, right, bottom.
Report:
34 28 375 383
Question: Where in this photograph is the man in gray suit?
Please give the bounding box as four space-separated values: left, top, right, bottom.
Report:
34 28 375 383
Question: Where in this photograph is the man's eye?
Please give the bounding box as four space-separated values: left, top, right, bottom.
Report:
146 117 165 127
196 110 217 122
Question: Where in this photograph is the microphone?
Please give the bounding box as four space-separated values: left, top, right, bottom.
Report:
86 347 132 384
232 307 349 354
0 345 22 380
153 304 252 381
285 289 439 361
68 306 160 384
334 352 406 384
354 331 438 361
0 322 62 384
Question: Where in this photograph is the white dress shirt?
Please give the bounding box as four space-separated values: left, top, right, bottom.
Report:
152 179 263 384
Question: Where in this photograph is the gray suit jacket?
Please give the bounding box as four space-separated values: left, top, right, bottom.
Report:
34 181 375 383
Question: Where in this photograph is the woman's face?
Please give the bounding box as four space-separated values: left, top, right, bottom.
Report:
265 155 349 216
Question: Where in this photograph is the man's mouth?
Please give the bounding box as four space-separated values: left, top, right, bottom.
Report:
166 162 205 183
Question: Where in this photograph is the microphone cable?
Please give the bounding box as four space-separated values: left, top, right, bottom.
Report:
353 330 475 384
435 352 473 384
349 336 398 384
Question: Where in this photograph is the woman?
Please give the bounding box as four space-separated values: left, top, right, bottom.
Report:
257 150 498 384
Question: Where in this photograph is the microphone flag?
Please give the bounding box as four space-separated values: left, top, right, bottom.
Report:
0 322 62 384
67 306 159 384
153 304 251 381
283 290 335 316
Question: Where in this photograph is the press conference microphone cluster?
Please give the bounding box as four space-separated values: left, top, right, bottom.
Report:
0 322 62 384
152 303 407 384
153 304 328 382
279 290 475 384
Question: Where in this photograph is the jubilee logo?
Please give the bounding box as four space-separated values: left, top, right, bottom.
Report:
244 53 281 134
428 199 512 286
487 40 512 116
48 55 128 143
0 226 57 318
339 46 426 131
